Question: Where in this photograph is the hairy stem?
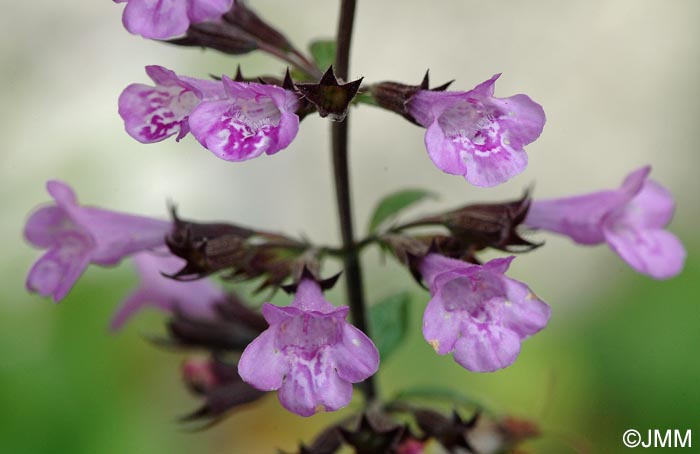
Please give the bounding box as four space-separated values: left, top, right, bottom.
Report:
331 0 378 402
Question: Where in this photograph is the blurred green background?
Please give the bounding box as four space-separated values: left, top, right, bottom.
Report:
2 1 699 453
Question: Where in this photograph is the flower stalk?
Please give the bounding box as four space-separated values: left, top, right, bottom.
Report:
330 0 378 402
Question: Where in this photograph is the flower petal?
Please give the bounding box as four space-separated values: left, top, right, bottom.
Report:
488 93 546 149
424 120 468 176
121 0 189 39
46 180 78 208
24 206 74 248
277 348 353 417
604 225 686 279
71 208 170 265
187 0 233 23
317 370 353 413
460 140 528 188
118 81 200 143
526 190 625 244
292 279 337 313
526 167 649 244
277 360 317 417
238 329 288 391
612 180 676 230
109 287 156 331
501 278 551 338
110 252 223 330
422 294 461 355
453 324 521 372
26 233 93 302
470 73 501 97
419 253 473 287
334 324 380 382
189 99 276 161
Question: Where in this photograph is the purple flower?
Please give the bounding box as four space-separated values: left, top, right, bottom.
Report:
238 279 379 417
24 181 171 302
114 0 234 40
188 76 300 162
110 251 224 330
407 74 545 187
525 166 685 279
420 254 550 373
118 65 227 144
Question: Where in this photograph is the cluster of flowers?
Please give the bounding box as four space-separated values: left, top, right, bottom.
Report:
24 0 686 448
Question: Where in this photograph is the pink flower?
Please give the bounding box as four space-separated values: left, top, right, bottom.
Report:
118 65 227 144
525 166 686 279
420 254 550 372
238 279 379 417
110 251 225 330
188 76 300 162
113 0 234 40
407 74 545 187
24 181 171 302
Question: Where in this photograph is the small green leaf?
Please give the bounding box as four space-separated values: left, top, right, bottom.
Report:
290 68 314 82
392 387 493 415
368 189 436 233
354 91 378 106
309 39 336 71
369 292 411 362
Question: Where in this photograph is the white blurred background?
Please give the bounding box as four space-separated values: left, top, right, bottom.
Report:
3 0 697 311
1 1 698 452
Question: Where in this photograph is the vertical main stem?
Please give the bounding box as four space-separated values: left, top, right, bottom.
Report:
331 0 377 401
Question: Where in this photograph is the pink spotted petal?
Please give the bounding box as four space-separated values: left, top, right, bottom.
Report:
277 348 351 417
453 324 521 372
188 0 234 23
121 0 189 39
334 324 380 382
604 225 686 280
118 82 200 144
238 329 288 391
461 141 528 188
422 295 461 355
188 99 273 161
25 233 93 302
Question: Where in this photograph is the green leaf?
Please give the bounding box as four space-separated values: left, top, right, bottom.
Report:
309 39 336 71
392 387 494 415
369 293 411 362
290 68 314 82
354 90 378 106
368 189 436 233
